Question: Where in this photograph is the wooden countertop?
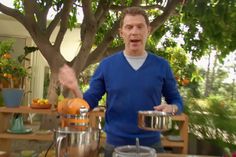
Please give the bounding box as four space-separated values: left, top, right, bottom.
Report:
0 106 58 115
157 153 220 157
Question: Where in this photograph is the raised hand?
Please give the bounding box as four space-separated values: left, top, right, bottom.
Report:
58 64 83 98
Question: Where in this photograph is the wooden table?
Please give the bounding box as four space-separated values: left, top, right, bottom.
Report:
90 111 189 154
0 106 57 152
1 107 189 153
157 153 220 157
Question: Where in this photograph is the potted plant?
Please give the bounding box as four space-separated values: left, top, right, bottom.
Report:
0 39 29 107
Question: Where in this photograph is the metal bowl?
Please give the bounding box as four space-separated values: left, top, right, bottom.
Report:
113 145 156 157
138 111 172 131
54 127 99 157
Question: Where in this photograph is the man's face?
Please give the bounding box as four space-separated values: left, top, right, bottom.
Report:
119 14 150 55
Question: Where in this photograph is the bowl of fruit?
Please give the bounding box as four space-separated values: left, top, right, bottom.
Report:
30 98 51 109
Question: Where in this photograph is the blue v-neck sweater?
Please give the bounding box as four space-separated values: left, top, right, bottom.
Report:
84 51 183 146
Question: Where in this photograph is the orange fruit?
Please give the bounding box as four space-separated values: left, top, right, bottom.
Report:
182 78 190 86
3 73 8 78
3 53 11 59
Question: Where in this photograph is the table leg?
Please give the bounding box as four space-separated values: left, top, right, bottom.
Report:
0 112 12 152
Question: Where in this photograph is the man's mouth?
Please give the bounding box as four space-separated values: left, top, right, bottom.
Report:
130 39 141 43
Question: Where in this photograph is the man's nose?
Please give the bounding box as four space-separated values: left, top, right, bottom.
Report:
131 27 139 34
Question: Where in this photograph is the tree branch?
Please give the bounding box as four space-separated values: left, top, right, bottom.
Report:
0 3 33 32
110 4 165 11
46 11 63 38
150 0 180 33
85 45 124 68
95 0 111 27
85 20 121 66
35 0 51 31
81 0 96 25
131 0 142 6
54 0 74 50
73 30 97 74
80 0 97 41
95 0 107 19
31 0 41 18
23 0 34 18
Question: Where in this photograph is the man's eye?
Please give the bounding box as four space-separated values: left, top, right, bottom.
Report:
138 25 144 29
126 26 132 29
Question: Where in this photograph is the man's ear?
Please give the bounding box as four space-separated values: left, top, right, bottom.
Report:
119 28 123 38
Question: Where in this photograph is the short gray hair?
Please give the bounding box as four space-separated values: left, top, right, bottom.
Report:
120 7 150 27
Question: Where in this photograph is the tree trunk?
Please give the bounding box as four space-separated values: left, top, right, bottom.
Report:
47 71 60 106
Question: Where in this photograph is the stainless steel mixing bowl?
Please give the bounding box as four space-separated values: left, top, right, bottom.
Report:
113 145 156 157
138 111 172 131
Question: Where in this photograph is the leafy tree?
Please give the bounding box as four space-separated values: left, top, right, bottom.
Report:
180 0 236 61
0 0 185 103
0 0 235 104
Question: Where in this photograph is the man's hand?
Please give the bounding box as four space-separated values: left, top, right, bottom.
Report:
58 64 83 98
154 104 178 114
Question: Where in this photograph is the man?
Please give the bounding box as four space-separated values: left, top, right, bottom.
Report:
59 6 183 157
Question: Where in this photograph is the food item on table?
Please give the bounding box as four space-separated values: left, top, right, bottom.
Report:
32 98 49 105
31 98 51 109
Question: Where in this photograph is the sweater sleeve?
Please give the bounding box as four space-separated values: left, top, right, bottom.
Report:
83 63 106 109
162 61 183 114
